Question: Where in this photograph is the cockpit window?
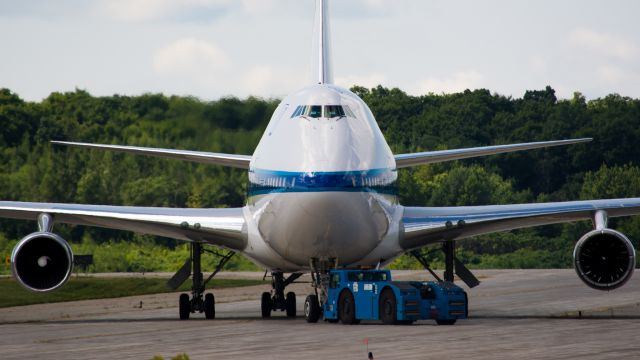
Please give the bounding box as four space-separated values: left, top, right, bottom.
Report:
291 105 356 119
324 105 345 118
291 106 303 117
343 105 356 118
307 105 322 118
291 105 322 118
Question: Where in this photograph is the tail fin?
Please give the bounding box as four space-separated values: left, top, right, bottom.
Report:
312 0 333 84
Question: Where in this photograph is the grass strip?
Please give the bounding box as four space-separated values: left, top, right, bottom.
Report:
0 277 266 308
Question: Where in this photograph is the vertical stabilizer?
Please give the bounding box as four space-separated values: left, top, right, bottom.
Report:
312 0 333 84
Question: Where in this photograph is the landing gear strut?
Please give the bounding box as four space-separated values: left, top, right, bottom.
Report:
443 241 455 282
410 241 480 288
305 258 337 323
170 242 234 320
261 271 302 318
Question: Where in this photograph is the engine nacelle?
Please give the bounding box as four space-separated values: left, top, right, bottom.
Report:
11 232 74 292
573 228 635 291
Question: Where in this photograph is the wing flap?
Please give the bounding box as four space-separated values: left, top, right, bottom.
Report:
394 138 592 168
401 198 640 250
52 141 251 169
0 201 247 251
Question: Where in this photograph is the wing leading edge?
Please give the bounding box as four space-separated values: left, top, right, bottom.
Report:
52 141 252 169
401 198 640 250
394 138 591 168
0 201 247 251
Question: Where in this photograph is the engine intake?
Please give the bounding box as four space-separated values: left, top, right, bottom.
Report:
573 229 635 291
11 232 74 292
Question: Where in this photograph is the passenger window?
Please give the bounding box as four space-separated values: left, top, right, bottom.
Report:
347 272 358 282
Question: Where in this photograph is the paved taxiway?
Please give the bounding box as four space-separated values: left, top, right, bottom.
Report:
1 270 640 359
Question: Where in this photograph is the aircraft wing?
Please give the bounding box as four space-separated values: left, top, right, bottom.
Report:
52 141 251 169
394 138 591 168
0 201 247 251
400 198 640 250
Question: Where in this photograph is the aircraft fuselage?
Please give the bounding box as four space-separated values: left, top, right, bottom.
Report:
242 84 404 271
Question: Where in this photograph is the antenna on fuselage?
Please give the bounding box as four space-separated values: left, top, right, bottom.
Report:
312 0 333 84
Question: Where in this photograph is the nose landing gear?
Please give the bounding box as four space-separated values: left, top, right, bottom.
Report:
261 272 302 318
304 257 337 323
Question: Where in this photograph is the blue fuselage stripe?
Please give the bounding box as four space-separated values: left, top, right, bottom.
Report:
247 168 398 196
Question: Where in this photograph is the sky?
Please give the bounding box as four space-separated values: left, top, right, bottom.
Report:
1 0 639 102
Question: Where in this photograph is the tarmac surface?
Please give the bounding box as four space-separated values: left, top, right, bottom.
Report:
1 269 640 359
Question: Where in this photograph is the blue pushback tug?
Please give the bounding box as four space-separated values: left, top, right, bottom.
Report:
320 269 467 325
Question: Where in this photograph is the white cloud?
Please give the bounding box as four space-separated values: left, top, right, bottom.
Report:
100 0 233 22
335 73 387 89
242 65 275 94
241 65 302 97
413 71 484 95
569 28 639 61
153 38 228 78
101 0 165 21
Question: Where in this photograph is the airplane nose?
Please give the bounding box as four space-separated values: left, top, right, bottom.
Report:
256 192 389 266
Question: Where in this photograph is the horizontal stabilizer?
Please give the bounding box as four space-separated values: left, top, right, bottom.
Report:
52 141 251 169
395 138 592 168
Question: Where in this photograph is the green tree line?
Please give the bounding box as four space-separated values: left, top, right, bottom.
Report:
1 85 639 272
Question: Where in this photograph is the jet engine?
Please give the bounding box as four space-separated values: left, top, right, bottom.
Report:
11 232 74 292
573 228 635 291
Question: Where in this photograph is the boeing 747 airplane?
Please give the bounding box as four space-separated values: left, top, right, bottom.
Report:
3 0 640 322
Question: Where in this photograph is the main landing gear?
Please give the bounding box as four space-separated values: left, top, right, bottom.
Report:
168 242 234 320
261 272 302 318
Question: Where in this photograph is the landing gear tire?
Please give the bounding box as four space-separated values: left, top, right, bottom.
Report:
304 295 320 323
204 293 215 319
436 319 456 325
338 291 358 325
261 292 272 318
379 288 397 325
179 293 190 320
285 292 296 318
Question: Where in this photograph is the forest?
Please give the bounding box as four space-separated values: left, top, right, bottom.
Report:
1 85 639 273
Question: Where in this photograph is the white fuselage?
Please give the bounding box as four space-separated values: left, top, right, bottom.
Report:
241 84 405 271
